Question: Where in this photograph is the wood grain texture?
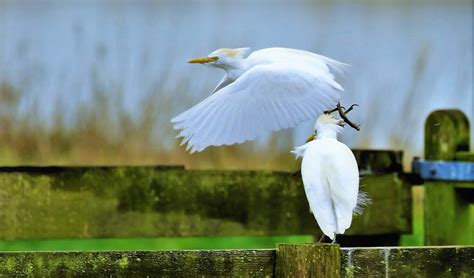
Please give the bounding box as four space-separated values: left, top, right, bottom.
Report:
1 246 472 277
340 246 474 277
425 109 470 161
0 250 276 277
275 243 340 278
422 110 474 245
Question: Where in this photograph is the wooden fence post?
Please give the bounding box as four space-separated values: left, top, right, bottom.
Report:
425 109 470 161
275 243 340 278
423 109 474 245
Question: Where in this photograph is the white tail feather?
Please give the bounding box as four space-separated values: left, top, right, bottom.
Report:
353 190 371 216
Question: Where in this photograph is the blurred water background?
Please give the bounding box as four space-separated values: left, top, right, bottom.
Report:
0 0 472 170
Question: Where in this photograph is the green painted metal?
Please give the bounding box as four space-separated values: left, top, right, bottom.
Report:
413 160 474 181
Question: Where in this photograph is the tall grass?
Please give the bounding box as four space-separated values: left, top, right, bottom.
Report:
0 81 297 170
1 0 470 170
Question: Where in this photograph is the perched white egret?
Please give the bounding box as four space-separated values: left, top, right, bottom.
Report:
171 47 350 152
292 113 367 242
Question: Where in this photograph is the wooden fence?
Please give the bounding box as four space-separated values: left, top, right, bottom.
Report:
412 110 474 245
0 151 411 245
1 109 474 276
0 245 472 277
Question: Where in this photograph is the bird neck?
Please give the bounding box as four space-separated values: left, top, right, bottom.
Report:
223 59 250 81
316 128 340 140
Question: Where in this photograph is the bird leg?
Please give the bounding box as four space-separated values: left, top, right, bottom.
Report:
337 102 360 131
331 234 337 244
318 234 326 243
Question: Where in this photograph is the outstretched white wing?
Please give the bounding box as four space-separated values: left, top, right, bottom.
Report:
299 138 359 239
249 47 349 78
172 61 344 152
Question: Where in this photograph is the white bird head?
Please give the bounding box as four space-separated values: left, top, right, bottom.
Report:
188 48 251 69
306 113 345 141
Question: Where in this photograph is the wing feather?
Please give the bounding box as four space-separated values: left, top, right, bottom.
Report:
249 47 350 79
172 61 344 151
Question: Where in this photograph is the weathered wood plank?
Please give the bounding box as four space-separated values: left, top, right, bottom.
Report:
1 246 473 277
276 243 340 278
352 150 403 174
0 250 276 277
340 246 474 277
0 164 411 240
454 151 474 162
424 182 474 245
348 174 411 235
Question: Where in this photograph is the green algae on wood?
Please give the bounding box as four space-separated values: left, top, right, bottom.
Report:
0 250 276 277
454 151 474 162
1 246 473 277
340 246 474 277
425 109 470 161
352 149 403 173
346 174 411 235
423 110 474 245
0 162 411 240
276 243 340 278
424 182 474 245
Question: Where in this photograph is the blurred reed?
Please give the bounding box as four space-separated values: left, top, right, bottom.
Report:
0 1 470 171
0 80 297 170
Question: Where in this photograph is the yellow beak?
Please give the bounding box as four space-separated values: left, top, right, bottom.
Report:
306 133 316 143
188 56 218 64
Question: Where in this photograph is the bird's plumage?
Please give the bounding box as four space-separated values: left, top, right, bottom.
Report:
293 114 360 240
172 47 349 152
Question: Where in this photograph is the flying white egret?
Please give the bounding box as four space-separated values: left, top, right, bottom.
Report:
171 47 352 153
292 113 367 242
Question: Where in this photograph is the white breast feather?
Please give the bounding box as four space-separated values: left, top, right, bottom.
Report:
297 138 359 239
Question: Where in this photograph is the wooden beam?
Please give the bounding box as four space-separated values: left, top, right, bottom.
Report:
424 182 474 245
423 110 474 245
0 163 411 240
0 250 276 277
275 243 340 278
341 246 474 277
425 109 470 161
1 246 473 277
